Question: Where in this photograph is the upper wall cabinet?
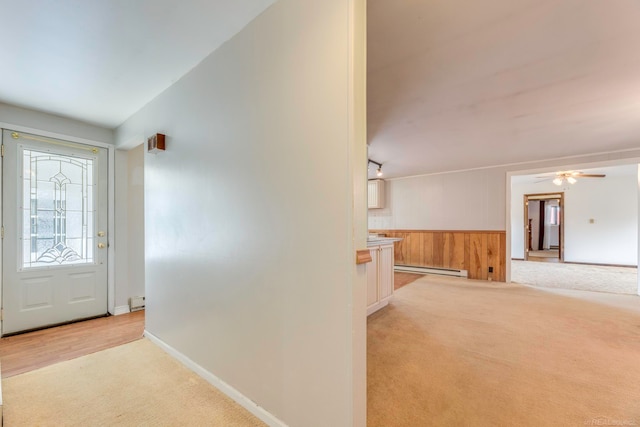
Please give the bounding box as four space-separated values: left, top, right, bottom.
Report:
368 179 385 209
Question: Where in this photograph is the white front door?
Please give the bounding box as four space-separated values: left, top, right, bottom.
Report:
2 130 108 335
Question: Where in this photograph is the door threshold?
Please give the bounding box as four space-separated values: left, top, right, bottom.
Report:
2 313 109 337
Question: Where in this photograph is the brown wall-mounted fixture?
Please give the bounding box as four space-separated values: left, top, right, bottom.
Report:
147 133 166 153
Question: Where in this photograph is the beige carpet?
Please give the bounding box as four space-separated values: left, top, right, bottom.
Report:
2 338 265 426
512 259 638 294
368 275 640 426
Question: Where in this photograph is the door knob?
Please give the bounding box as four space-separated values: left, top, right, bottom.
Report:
98 243 106 249
97 231 105 237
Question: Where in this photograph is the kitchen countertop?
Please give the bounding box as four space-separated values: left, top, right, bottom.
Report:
366 237 402 247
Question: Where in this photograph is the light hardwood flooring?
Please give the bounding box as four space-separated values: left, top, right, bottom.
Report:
0 310 145 378
394 272 424 290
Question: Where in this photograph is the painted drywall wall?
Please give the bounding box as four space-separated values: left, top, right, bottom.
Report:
114 145 146 311
638 165 640 294
116 0 366 425
0 102 113 144
368 168 507 230
114 149 129 310
511 171 638 266
127 145 145 301
369 152 640 231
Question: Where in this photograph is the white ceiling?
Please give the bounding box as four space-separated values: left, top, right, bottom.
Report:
3 0 640 175
511 163 638 185
368 0 640 178
0 0 274 128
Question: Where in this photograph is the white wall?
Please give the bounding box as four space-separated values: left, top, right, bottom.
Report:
511 170 638 266
116 0 366 425
368 168 507 230
369 151 640 232
0 102 113 144
127 145 145 301
114 145 146 312
114 149 129 310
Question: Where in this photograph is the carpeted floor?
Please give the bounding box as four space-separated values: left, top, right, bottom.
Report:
368 275 640 426
511 259 638 294
2 338 265 426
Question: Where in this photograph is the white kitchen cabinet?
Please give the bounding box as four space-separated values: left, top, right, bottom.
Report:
368 179 385 209
367 243 394 315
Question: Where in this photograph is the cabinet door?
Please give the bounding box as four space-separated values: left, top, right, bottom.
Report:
379 245 394 300
366 248 379 308
368 180 385 209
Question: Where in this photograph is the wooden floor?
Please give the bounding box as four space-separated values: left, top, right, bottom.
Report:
394 272 424 290
0 310 145 378
527 255 561 263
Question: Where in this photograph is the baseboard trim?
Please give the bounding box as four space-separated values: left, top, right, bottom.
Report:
563 261 637 269
144 331 285 427
512 259 637 268
113 305 131 316
394 265 468 278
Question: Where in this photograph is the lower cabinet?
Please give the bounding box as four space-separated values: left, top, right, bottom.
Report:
367 243 394 315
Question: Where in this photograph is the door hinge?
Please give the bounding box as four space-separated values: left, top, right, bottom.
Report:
1 144 4 157
1 226 4 239
0 309 3 321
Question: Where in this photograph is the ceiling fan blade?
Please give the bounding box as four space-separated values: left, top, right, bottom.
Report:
574 174 606 178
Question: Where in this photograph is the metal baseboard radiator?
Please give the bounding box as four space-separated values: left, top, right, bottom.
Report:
394 265 468 278
129 296 145 312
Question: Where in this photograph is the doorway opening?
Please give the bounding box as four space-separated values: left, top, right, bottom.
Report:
524 193 564 263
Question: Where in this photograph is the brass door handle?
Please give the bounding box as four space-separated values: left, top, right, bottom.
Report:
98 243 106 249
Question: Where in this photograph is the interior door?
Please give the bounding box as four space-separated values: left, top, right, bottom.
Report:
2 130 108 335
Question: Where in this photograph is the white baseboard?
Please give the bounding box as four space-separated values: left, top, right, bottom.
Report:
394 265 468 278
113 305 131 316
144 330 286 427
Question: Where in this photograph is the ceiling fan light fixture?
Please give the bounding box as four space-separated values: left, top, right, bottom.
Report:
553 177 563 186
567 176 577 184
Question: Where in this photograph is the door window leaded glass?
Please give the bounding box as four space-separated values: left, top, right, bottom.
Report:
21 149 95 268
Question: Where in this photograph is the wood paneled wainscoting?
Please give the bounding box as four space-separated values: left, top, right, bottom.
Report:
370 230 506 282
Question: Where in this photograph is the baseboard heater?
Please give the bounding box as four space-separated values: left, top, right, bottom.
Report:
129 296 145 312
394 265 468 278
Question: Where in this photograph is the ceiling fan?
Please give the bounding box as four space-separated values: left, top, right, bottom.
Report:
537 170 606 186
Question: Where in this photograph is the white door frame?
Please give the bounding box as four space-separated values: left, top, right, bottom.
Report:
0 122 116 333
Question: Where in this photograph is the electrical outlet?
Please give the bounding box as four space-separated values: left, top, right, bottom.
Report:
488 266 494 273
